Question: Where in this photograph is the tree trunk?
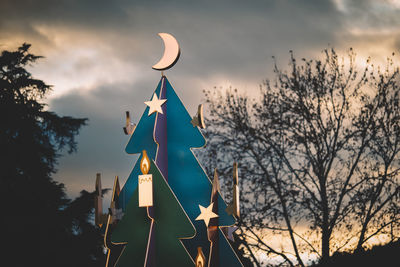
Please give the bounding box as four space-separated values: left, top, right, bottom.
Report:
356 225 367 251
320 179 330 263
321 226 330 263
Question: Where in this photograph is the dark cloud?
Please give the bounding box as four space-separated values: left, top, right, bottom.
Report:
49 79 155 196
0 0 344 62
0 0 127 28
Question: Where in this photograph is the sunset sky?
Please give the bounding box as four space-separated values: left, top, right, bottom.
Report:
1 0 400 198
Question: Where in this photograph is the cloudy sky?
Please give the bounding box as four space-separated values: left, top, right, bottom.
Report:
1 0 400 198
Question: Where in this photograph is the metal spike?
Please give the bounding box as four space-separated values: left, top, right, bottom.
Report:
226 163 240 218
123 111 136 135
94 173 104 227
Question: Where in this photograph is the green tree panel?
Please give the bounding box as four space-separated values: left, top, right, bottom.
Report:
111 159 195 266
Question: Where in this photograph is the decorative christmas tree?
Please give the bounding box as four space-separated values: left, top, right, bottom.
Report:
99 33 243 267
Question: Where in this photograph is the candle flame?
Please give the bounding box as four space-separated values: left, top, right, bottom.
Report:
140 150 150 174
195 247 206 267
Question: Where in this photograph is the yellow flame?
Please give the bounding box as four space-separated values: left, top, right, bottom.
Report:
195 247 205 267
140 150 150 174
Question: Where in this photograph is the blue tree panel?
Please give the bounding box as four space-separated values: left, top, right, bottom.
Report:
165 77 234 223
217 228 243 267
164 77 236 262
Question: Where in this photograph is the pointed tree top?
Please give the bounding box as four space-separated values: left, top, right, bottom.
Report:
112 176 120 201
95 173 102 195
212 168 220 195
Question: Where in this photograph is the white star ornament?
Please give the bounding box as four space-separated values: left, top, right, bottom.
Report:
144 93 167 116
195 202 219 227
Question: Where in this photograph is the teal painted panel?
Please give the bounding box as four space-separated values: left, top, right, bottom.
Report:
164 77 236 262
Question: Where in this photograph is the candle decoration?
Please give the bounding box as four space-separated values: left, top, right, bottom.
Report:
138 150 153 207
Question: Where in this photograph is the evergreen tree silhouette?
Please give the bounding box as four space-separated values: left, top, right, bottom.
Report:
0 44 103 266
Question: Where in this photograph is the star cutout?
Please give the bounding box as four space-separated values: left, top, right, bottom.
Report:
195 202 219 227
144 93 167 116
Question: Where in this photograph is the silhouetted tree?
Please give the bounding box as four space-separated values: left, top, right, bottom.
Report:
0 43 104 266
202 49 400 266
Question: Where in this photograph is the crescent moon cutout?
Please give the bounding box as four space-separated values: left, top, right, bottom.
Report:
152 33 181 71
